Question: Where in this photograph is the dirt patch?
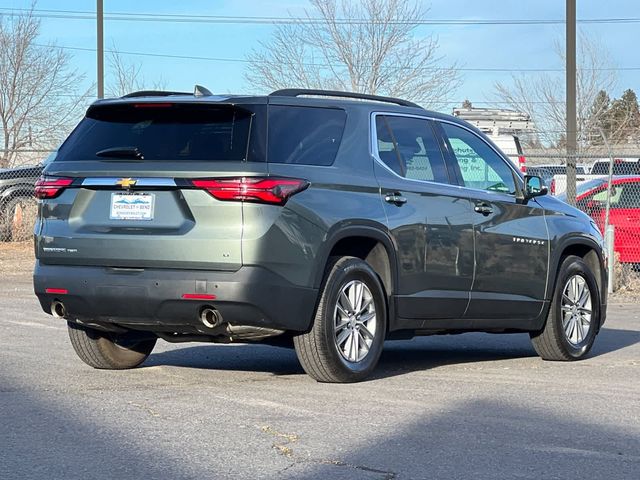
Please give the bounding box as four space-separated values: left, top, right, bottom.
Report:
0 241 34 277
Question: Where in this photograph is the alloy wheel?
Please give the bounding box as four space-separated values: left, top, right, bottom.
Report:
334 280 377 363
561 274 592 346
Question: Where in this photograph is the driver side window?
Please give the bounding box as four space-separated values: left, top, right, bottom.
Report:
441 123 517 194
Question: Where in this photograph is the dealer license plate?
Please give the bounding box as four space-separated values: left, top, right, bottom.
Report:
110 193 155 221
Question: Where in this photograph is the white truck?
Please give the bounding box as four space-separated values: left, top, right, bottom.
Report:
452 106 534 172
550 159 639 195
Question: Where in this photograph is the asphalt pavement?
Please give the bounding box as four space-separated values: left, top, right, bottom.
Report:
1 274 638 479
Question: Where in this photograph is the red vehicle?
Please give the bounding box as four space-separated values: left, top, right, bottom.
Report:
560 176 640 263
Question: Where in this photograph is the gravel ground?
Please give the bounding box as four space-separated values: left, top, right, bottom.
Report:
0 261 638 479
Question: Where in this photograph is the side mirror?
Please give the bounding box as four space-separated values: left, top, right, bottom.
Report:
523 175 548 201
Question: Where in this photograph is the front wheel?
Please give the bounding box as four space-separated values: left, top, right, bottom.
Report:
67 322 157 369
294 256 387 383
530 255 601 361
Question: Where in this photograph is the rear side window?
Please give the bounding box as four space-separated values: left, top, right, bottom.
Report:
375 115 449 183
56 103 264 162
268 106 346 165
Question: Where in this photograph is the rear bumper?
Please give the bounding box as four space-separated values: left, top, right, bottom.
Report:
33 262 318 333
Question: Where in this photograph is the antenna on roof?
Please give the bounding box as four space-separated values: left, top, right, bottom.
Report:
194 85 213 97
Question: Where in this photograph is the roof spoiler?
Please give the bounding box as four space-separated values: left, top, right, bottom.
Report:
121 85 214 99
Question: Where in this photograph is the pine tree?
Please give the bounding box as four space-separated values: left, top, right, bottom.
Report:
587 90 611 145
608 89 640 143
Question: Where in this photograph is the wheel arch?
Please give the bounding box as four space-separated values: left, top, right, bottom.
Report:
313 226 397 302
547 235 607 327
0 184 35 206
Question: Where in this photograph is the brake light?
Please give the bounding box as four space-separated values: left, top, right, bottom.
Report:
550 178 556 195
34 176 74 199
133 103 173 108
518 155 527 173
191 177 309 205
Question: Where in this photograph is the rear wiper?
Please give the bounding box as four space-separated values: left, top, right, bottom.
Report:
96 146 144 160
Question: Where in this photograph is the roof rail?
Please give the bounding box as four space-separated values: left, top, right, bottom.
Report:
122 90 190 98
269 89 422 109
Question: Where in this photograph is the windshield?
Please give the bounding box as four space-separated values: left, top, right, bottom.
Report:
56 103 256 162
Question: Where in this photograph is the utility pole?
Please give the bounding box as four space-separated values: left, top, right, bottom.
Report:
97 0 104 99
566 0 577 206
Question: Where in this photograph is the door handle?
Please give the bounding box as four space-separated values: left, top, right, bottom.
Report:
385 192 407 206
474 202 493 216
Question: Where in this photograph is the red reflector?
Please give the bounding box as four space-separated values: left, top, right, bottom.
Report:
181 293 216 300
35 176 74 199
133 103 173 108
191 177 309 205
45 288 68 294
518 155 527 173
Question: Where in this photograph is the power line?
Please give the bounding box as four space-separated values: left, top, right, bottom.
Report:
3 7 640 26
35 43 640 73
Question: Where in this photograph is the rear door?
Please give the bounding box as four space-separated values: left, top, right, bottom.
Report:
436 121 549 322
373 114 475 322
37 101 267 271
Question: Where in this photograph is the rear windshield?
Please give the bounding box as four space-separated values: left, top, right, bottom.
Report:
56 103 264 162
268 105 346 166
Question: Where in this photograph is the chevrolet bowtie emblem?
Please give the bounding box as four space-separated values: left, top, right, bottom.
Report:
116 178 137 189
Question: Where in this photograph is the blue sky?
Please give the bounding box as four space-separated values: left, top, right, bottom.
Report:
1 0 639 112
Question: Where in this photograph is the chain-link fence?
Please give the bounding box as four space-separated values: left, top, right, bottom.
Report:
518 147 640 292
2 144 640 293
0 149 53 242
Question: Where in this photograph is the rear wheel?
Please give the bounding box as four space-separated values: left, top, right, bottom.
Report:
67 322 157 369
294 256 387 383
530 255 600 361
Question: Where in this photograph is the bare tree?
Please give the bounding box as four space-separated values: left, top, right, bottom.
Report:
106 44 166 97
493 34 617 149
245 0 460 107
0 7 90 168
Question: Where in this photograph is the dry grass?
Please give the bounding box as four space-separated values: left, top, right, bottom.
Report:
0 240 34 277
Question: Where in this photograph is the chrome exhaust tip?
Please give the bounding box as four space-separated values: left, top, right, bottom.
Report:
200 307 222 329
51 300 66 319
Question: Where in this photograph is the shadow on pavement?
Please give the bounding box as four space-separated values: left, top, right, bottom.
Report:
1 378 638 480
144 326 640 379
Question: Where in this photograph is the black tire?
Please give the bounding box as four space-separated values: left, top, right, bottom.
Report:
530 255 601 361
1 196 37 242
294 256 387 383
67 322 157 369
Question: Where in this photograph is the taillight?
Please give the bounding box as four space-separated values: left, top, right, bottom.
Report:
518 155 527 173
191 177 309 205
34 176 74 199
550 178 556 195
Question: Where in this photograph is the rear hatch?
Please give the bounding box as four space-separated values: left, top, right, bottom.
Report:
36 100 267 271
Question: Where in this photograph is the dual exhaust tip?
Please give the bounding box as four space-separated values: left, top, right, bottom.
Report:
51 300 222 329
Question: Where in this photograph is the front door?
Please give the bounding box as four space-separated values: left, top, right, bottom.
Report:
437 122 549 322
372 114 475 324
